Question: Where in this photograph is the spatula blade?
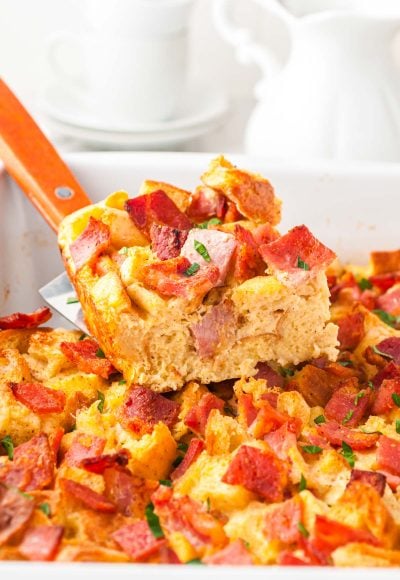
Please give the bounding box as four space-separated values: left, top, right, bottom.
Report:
39 272 88 333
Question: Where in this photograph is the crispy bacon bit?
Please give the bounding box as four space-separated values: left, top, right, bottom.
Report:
180 229 237 287
204 540 253 565
278 552 311 566
370 272 400 292
370 250 400 276
19 525 64 561
0 434 54 492
184 393 224 437
112 520 165 562
251 399 301 439
264 423 298 460
70 217 111 272
0 307 51 330
252 223 280 246
372 361 400 389
376 436 400 477
259 225 335 284
122 386 180 436
337 312 365 350
254 362 284 388
187 186 226 222
64 433 106 468
125 190 192 237
348 469 386 496
378 470 400 491
171 438 205 481
317 420 379 450
287 365 351 408
375 337 400 365
372 378 400 415
325 381 370 427
237 394 258 428
233 225 265 282
60 478 116 513
150 224 188 260
103 468 157 516
0 485 34 546
10 382 66 414
222 445 287 502
81 450 130 474
313 515 380 556
377 287 400 316
60 339 116 379
264 497 303 543
191 301 236 359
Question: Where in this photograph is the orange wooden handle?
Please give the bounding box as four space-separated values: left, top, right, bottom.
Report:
0 79 91 232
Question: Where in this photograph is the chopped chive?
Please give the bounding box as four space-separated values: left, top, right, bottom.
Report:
1 435 14 460
372 309 400 328
224 405 236 417
96 391 105 413
338 360 352 367
354 391 365 406
340 441 356 468
314 415 326 425
372 345 393 359
299 474 307 491
96 348 106 358
198 217 222 229
392 393 400 408
194 240 211 262
39 502 51 517
66 296 79 304
159 479 172 487
184 263 200 277
358 278 372 291
186 559 205 565
118 379 127 385
178 442 188 453
396 420 400 435
206 497 211 512
78 333 87 341
342 410 354 425
297 256 310 271
17 489 33 500
297 522 310 538
280 366 295 377
145 503 164 538
172 455 183 468
302 445 323 455
368 381 375 390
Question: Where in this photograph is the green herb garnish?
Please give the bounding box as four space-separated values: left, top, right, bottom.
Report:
373 309 400 328
368 381 375 390
1 435 14 460
297 522 310 538
314 415 326 425
342 410 354 425
184 263 200 277
96 348 106 358
178 442 189 453
297 257 310 271
198 217 222 229
66 296 79 304
396 420 400 435
206 497 211 512
172 455 183 468
186 559 205 565
96 391 105 413
354 391 365 406
338 360 353 367
145 502 164 538
78 333 87 341
302 445 323 455
39 502 51 517
194 240 211 262
299 474 307 491
280 366 295 377
159 479 172 487
340 441 356 468
118 379 127 385
392 393 400 408
358 278 372 291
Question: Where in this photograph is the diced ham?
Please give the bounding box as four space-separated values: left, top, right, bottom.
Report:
259 225 336 285
125 190 192 237
264 423 298 460
0 486 34 546
370 272 400 293
337 312 365 350
187 186 226 222
150 224 188 260
112 520 166 562
122 386 180 436
237 393 258 428
313 515 380 556
180 229 237 287
372 361 400 389
233 225 265 283
377 287 400 316
204 540 253 565
184 393 224 437
375 337 400 364
376 435 400 477
10 382 66 414
264 497 303 543
0 306 52 330
19 525 64 561
0 434 54 491
348 469 386 496
254 362 284 388
372 378 400 415
171 438 205 480
251 399 301 439
60 339 116 379
222 444 287 502
60 478 116 513
317 420 379 450
81 450 130 474
190 301 236 359
377 470 400 491
325 382 370 427
64 433 106 468
70 217 111 272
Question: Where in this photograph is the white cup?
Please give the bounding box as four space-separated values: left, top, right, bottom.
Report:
47 0 195 127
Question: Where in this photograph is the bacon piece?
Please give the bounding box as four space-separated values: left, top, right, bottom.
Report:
325 382 370 427
112 520 165 562
252 223 280 246
141 256 220 300
50 427 64 459
0 485 34 545
317 420 378 450
254 362 284 388
184 393 224 437
237 393 258 428
375 337 400 364
0 434 54 491
278 552 311 566
180 229 237 287
305 433 330 450
233 225 265 282
360 289 377 311
0 306 51 330
348 469 386 496
264 423 298 460
222 445 287 502
264 497 302 544
372 378 400 415
370 250 400 276
171 438 205 481
64 433 106 468
251 399 301 439
125 190 192 237
81 450 130 474
313 515 379 556
259 225 336 285
370 272 400 292
122 386 180 436
103 468 157 516
191 301 236 359
372 361 400 389
150 224 188 260
337 312 365 350
377 287 400 316
19 525 64 561
378 470 400 491
376 435 400 477
287 364 352 408
70 217 110 272
60 339 116 379
204 540 253 565
60 478 116 513
10 382 66 414
330 272 358 302
187 186 226 222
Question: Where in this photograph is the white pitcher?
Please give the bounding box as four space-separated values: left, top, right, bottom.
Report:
214 0 400 161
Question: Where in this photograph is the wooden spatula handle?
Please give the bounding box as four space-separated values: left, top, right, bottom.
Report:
0 79 91 232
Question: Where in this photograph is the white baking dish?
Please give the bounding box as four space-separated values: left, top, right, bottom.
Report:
0 152 400 577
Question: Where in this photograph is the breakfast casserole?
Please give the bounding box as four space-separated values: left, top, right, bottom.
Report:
0 159 400 567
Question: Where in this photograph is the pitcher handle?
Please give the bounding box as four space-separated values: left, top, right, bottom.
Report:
213 0 294 97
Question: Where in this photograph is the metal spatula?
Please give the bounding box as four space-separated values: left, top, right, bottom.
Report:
0 79 91 330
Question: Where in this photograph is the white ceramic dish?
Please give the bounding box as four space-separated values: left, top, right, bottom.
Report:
1 152 400 577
